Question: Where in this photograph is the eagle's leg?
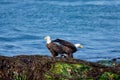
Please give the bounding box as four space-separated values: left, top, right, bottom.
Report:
68 53 73 59
51 53 58 61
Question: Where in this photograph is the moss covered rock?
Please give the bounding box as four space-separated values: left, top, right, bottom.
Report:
99 72 120 80
0 55 120 80
44 62 120 80
44 62 92 80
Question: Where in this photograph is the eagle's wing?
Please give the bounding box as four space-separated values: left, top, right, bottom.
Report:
52 39 77 52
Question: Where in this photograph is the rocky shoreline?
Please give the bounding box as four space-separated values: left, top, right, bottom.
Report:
0 55 120 80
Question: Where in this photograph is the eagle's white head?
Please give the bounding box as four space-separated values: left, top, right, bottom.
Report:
44 36 51 44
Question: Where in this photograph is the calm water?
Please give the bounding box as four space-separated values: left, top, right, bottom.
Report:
0 0 120 62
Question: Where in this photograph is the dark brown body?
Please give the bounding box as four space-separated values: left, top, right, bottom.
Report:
61 45 74 58
46 43 64 57
52 39 77 58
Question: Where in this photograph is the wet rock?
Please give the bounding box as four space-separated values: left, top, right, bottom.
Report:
0 55 120 80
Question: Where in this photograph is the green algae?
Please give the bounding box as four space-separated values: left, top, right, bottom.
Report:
14 74 26 80
44 62 120 80
99 72 120 80
44 62 92 80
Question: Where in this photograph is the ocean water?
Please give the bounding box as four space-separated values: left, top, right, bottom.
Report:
0 0 120 62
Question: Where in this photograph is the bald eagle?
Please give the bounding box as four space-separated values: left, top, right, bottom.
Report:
52 39 83 58
44 36 83 58
44 36 64 57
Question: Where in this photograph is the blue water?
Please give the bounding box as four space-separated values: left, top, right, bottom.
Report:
0 0 120 62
